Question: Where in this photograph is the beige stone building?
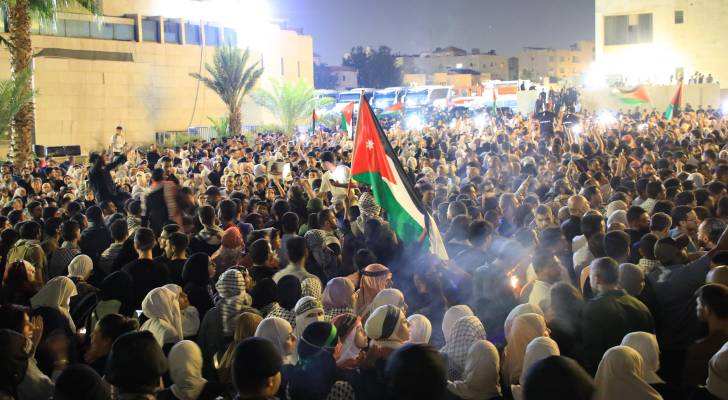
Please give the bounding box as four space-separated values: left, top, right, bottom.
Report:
398 47 510 81
327 66 358 90
595 0 728 87
517 40 595 83
0 0 313 153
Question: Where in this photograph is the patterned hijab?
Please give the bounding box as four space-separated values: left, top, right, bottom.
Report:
448 340 502 400
442 316 487 381
215 269 251 336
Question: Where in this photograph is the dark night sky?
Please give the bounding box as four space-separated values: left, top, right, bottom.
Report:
269 0 595 64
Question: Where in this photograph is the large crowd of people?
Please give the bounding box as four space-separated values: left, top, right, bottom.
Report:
0 103 728 400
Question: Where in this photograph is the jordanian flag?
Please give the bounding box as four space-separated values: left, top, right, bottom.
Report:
341 102 355 137
351 95 449 261
665 82 683 120
381 102 404 115
615 85 652 105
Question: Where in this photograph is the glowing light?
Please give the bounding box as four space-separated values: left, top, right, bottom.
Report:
571 124 583 136
406 114 423 130
638 123 648 131
298 133 308 142
449 119 457 128
510 275 519 290
598 111 616 126
473 114 487 128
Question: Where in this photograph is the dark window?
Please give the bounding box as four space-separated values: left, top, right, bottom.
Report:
185 23 201 44
142 18 160 42
223 27 237 46
675 10 684 24
164 20 180 44
604 14 652 45
204 24 220 46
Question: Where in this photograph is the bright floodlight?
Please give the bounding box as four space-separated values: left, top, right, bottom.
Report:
598 111 616 125
473 114 487 128
298 133 308 142
571 123 583 136
406 114 422 130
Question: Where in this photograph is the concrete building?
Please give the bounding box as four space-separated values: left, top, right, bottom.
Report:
403 69 483 96
327 66 358 90
518 40 595 83
398 47 509 81
0 0 313 153
595 0 728 87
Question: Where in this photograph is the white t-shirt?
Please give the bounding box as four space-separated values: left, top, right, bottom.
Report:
320 165 351 199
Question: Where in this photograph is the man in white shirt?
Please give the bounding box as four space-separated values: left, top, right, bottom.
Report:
272 236 317 284
521 253 563 310
319 151 351 202
110 126 126 155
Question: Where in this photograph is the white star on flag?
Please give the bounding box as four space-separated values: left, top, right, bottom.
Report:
366 139 374 150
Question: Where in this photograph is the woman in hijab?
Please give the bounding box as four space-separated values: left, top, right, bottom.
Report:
255 317 296 365
407 314 432 344
523 356 595 400
364 288 407 320
622 332 678 399
1 260 39 306
293 296 324 339
267 275 301 326
355 264 393 315
365 304 411 359
332 313 367 369
288 321 355 400
182 253 214 318
447 340 502 400
216 312 263 384
158 340 228 400
250 278 278 315
502 313 549 385
511 336 560 400
503 304 543 340
301 276 322 302
322 277 355 321
352 192 382 238
304 229 339 280
164 284 201 339
442 305 475 348
214 269 252 337
210 227 245 278
140 286 184 353
30 276 77 332
92 271 134 330
441 316 487 380
66 254 97 298
594 346 663 400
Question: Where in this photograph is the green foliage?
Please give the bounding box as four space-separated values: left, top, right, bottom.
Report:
208 116 230 137
253 78 325 135
343 46 402 88
0 69 33 136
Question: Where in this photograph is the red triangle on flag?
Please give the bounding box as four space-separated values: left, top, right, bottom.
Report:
351 96 396 183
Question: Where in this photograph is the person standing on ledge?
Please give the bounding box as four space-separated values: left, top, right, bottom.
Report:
110 126 126 156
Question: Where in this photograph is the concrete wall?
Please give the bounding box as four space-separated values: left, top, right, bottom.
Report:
595 0 728 87
0 1 314 153
398 53 509 80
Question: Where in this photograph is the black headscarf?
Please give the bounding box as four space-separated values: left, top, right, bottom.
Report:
54 363 110 400
107 331 168 395
277 275 302 311
523 356 595 400
182 253 211 287
100 271 134 316
251 278 278 311
0 329 30 397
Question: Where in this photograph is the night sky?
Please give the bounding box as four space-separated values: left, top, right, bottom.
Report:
269 0 595 64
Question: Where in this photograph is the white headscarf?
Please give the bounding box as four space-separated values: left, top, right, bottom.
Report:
164 284 201 338
708 342 728 399
293 296 324 338
512 336 561 400
335 316 364 367
502 313 548 385
169 340 207 400
503 303 543 340
594 346 662 400
407 314 432 344
442 305 474 344
442 316 487 380
365 288 405 318
140 287 183 346
622 332 664 384
448 340 502 400
67 254 93 280
30 276 77 331
255 317 294 363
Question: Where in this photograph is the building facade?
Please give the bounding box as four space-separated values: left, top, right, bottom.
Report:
398 47 510 81
0 0 314 153
595 0 728 87
517 40 595 83
328 66 358 90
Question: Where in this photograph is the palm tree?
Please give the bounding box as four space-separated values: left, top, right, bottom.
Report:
0 69 33 137
1 0 99 163
253 78 332 135
190 45 263 136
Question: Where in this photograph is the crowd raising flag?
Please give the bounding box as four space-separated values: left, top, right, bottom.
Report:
665 81 683 120
350 94 449 261
341 102 355 137
382 101 404 115
615 85 653 105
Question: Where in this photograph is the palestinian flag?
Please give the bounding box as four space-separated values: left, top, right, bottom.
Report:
341 102 355 137
382 102 404 115
615 85 652 105
351 94 449 261
491 89 498 116
665 82 683 120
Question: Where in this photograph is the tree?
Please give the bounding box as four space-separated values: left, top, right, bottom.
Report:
253 79 333 135
1 0 99 163
0 69 33 138
190 45 263 135
314 63 338 90
343 46 402 88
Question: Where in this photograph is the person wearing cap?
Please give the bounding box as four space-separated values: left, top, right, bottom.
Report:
232 337 283 400
582 257 654 374
647 225 728 383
